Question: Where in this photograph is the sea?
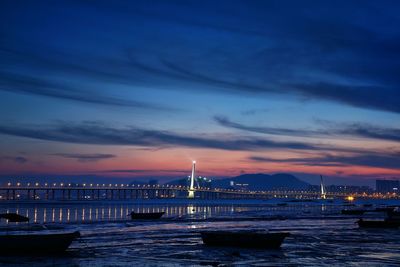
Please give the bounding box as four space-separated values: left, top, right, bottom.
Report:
1 198 400 266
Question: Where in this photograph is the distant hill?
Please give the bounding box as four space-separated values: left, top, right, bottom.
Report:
166 173 309 190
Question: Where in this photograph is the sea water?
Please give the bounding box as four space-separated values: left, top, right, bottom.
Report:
0 199 399 266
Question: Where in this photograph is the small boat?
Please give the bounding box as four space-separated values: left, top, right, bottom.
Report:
341 209 366 215
0 213 29 222
200 231 290 249
0 213 80 254
357 219 400 229
129 211 165 220
387 210 400 220
0 224 47 232
375 207 395 212
0 231 81 254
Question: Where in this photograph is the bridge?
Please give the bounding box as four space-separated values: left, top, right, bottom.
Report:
0 182 385 201
0 162 395 201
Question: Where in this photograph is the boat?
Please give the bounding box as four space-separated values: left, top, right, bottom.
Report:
388 210 400 220
357 219 400 229
0 224 47 232
0 213 80 254
341 209 366 215
0 213 29 222
375 207 395 212
0 231 81 254
200 231 290 249
129 211 165 220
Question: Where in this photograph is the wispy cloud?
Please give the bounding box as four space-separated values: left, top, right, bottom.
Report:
0 71 175 111
2 1 400 114
315 119 400 142
249 152 400 170
0 121 332 152
1 156 28 164
215 116 400 142
52 153 116 162
102 169 188 174
214 116 317 137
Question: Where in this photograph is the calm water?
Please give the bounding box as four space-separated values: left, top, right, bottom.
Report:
1 199 400 266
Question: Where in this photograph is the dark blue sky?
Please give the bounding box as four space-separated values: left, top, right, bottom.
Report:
0 0 399 185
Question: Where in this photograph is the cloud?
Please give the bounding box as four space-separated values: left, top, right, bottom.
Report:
0 121 328 151
215 116 400 142
2 1 400 114
289 83 400 114
1 156 28 164
52 153 116 162
249 152 400 170
0 71 175 111
241 108 270 116
214 116 317 137
102 169 188 174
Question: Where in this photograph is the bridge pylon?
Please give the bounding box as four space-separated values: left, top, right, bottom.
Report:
188 160 196 198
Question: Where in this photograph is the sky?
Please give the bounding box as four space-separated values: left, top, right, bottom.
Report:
0 0 399 186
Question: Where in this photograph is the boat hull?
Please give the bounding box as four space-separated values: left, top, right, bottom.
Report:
341 209 366 215
0 231 80 254
357 219 400 228
200 231 290 249
130 212 165 220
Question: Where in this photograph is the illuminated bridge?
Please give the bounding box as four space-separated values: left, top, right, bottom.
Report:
0 182 382 201
0 162 393 201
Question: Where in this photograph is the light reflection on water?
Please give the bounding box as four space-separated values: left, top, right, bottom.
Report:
1 202 268 224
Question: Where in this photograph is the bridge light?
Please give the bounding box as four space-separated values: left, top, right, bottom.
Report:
90 184 93 187
60 183 64 186
83 183 86 187
17 182 20 186
35 182 39 186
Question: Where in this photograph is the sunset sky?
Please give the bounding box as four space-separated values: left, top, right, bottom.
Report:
0 0 399 185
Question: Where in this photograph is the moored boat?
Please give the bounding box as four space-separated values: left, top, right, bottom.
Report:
357 219 400 228
200 231 290 249
0 212 80 254
129 211 165 220
341 209 366 215
375 207 395 212
0 231 81 254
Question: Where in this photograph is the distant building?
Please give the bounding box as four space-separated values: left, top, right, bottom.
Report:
376 180 399 193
